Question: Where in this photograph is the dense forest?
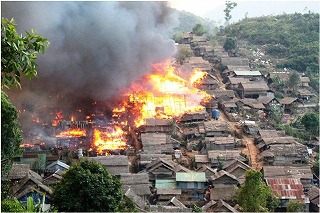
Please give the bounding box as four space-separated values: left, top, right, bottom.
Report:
224 12 319 91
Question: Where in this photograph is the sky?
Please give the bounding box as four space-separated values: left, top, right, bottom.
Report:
170 0 320 23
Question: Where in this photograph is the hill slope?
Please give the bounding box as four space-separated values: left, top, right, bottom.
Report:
224 12 319 90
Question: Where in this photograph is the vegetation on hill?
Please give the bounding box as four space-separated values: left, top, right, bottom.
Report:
224 12 319 91
173 9 218 34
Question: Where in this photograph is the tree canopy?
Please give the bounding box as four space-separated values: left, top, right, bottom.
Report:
1 18 49 89
224 1 237 24
286 199 305 212
1 91 23 174
52 160 123 212
237 170 278 212
287 71 301 93
192 23 206 36
224 12 319 91
301 112 319 135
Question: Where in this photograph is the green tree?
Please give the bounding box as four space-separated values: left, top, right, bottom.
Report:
192 204 202 212
172 31 184 43
1 198 25 212
312 154 319 177
192 23 206 36
301 112 319 135
52 159 123 212
287 71 301 94
1 91 23 175
223 37 237 51
286 199 305 212
224 1 237 24
1 18 49 89
176 45 192 64
237 170 279 212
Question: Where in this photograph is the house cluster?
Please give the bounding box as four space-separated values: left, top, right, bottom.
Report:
4 33 318 212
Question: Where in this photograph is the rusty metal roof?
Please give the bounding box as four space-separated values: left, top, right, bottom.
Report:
265 178 304 201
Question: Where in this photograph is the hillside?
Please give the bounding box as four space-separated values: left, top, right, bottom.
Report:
173 9 218 34
223 12 319 90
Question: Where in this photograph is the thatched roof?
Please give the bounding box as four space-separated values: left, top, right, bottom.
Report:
145 118 172 126
166 197 187 209
120 173 151 196
300 76 310 83
211 170 238 182
222 159 251 172
157 188 182 195
208 150 245 161
204 120 229 132
239 82 269 92
228 77 250 85
194 155 210 163
204 136 235 145
10 170 52 199
262 165 313 180
5 164 30 180
279 97 298 105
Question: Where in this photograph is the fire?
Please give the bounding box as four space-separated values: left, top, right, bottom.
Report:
55 128 86 138
190 68 208 86
93 126 127 154
114 60 211 127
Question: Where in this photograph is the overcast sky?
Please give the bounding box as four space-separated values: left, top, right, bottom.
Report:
170 0 320 23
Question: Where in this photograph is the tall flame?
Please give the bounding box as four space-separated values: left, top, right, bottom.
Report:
93 127 127 154
113 60 211 127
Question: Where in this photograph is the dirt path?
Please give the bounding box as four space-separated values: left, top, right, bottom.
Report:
218 109 262 170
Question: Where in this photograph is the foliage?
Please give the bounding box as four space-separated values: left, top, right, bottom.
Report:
217 156 223 171
286 199 305 212
274 124 310 141
224 1 237 24
300 112 319 135
52 159 123 212
286 71 301 93
268 104 283 123
223 37 237 51
1 194 52 212
1 180 11 200
119 195 138 212
1 91 23 175
237 170 279 212
224 12 319 80
172 31 184 43
176 45 192 63
173 10 218 35
1 198 25 212
192 23 206 36
1 18 49 89
192 204 202 212
270 75 285 91
312 154 319 177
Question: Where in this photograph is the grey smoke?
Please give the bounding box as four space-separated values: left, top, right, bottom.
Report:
2 1 178 143
2 1 178 100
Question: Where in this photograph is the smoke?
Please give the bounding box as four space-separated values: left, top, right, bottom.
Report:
2 1 177 101
2 1 178 142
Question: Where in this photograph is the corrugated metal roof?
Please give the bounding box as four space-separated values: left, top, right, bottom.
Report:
234 70 261 76
155 179 176 188
266 178 304 201
176 172 206 182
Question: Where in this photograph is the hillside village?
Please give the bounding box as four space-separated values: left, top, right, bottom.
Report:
3 28 319 212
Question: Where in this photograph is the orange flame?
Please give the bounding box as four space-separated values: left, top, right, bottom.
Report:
93 127 127 154
190 68 208 86
55 128 86 138
113 60 211 127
